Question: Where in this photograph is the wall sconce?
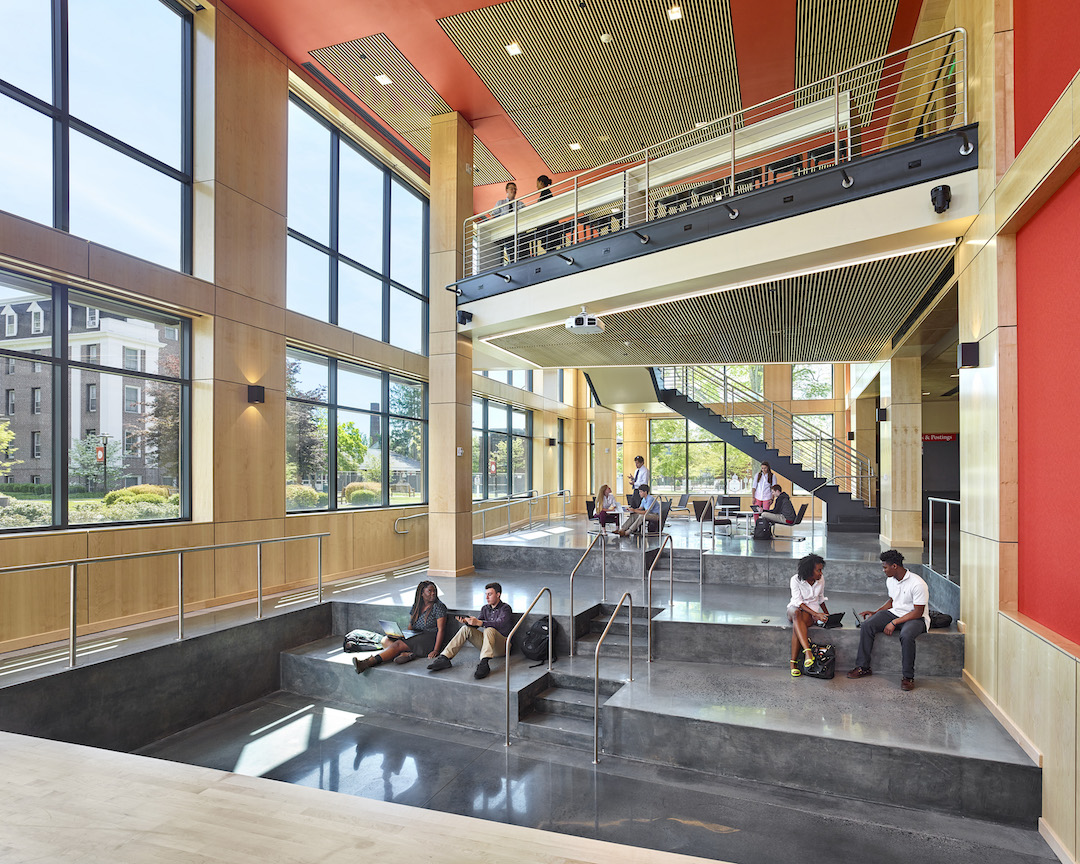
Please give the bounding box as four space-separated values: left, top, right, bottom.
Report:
547 438 556 446
847 431 855 441
247 385 265 404
957 341 979 369
877 408 887 422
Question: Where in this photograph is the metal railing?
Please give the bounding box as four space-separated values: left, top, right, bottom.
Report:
657 365 875 504
394 512 427 535
463 29 967 277
809 474 877 542
474 489 570 538
645 534 675 661
636 496 664 578
592 591 634 764
0 533 329 668
927 497 960 579
698 494 716 585
504 587 554 746
568 530 608 657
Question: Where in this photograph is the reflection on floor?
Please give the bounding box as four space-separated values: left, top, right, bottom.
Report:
139 691 1054 864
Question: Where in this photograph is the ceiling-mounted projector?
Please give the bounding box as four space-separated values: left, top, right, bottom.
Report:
565 306 604 334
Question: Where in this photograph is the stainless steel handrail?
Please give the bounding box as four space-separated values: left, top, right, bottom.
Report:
394 512 428 535
698 494 716 585
636 496 663 578
646 533 675 661
927 496 960 579
0 533 330 668
504 587 554 746
568 530 608 657
592 591 633 764
809 474 876 542
474 489 538 538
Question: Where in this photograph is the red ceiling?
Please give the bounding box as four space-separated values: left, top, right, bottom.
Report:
222 0 922 213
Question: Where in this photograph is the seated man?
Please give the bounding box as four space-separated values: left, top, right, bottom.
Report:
428 582 513 679
615 484 660 536
847 550 930 691
759 483 796 525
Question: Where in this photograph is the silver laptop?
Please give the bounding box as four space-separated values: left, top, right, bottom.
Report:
378 620 420 639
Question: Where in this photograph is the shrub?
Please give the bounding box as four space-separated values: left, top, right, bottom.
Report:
0 501 51 525
133 493 167 504
348 488 381 505
124 484 171 498
168 493 180 505
317 492 329 506
103 489 134 506
286 484 319 510
102 500 180 521
343 481 381 500
0 483 52 495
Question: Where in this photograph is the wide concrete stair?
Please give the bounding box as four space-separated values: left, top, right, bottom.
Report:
279 595 1038 829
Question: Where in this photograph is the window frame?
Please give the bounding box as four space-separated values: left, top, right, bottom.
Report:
0 0 195 272
286 96 429 355
470 397 532 501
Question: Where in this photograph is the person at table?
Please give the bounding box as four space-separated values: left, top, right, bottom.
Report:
595 483 619 531
490 181 521 264
751 462 775 511
787 554 829 676
352 581 447 673
615 484 660 536
760 484 796 526
628 455 649 507
531 174 560 256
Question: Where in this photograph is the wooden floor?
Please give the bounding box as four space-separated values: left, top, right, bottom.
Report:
0 731 730 863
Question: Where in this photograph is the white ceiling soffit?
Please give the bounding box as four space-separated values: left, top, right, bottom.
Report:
582 366 667 414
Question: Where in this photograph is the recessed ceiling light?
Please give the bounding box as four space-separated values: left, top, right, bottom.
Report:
600 33 613 43
570 142 582 150
668 5 683 20
375 74 392 86
922 391 930 395
950 373 960 378
505 42 522 56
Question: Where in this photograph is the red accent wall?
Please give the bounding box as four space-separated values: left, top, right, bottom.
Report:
1014 0 1080 150
1016 167 1080 644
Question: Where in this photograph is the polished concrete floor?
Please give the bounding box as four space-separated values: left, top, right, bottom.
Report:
138 691 1053 864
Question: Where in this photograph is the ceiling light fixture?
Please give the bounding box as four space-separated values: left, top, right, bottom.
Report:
570 142 582 150
505 42 522 56
600 33 613 43
668 5 683 20
695 122 709 129
375 74 392 86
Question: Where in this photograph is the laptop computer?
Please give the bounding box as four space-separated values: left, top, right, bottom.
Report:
819 611 845 629
378 620 420 639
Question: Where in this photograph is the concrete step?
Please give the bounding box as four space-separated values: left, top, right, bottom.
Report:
516 709 595 749
532 685 601 721
575 631 650 659
587 618 649 636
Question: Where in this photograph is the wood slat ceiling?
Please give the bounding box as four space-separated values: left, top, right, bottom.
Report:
487 245 956 367
311 34 513 186
437 0 743 175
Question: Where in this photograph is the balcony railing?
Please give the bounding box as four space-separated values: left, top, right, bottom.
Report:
464 28 967 278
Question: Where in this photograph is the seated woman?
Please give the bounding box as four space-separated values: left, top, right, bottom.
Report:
353 581 447 673
595 484 619 531
787 553 829 677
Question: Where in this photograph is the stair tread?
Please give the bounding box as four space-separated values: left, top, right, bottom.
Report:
519 711 594 737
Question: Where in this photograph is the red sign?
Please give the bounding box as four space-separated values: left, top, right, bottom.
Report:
95 446 105 462
922 433 957 441
489 460 497 474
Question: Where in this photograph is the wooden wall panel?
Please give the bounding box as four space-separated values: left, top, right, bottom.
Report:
0 212 89 280
213 383 286 523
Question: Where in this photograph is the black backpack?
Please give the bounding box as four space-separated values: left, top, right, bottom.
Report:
753 518 773 539
521 618 559 665
803 642 836 679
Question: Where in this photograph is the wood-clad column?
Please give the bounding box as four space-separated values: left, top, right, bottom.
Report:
593 408 617 495
854 393 878 508
428 113 475 578
878 357 921 551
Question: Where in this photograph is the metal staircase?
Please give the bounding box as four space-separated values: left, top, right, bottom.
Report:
652 366 878 533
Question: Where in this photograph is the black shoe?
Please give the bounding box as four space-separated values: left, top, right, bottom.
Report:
428 655 452 672
474 658 490 679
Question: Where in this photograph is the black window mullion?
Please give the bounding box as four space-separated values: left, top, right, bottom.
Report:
328 134 340 326
179 10 193 274
382 173 391 343
381 372 390 507
53 0 69 232
326 359 337 510
482 399 489 500
52 284 68 525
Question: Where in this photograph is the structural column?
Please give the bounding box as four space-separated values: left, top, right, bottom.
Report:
593 408 617 495
878 357 922 550
428 113 475 577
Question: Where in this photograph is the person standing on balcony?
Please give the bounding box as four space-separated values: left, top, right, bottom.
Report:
490 181 521 264
752 461 775 511
628 455 649 508
531 175 558 256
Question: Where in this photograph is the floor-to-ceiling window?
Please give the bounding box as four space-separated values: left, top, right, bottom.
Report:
649 417 760 494
0 0 193 271
471 398 532 500
286 97 428 355
0 268 190 531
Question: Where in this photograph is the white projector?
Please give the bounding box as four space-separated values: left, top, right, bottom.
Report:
565 307 604 335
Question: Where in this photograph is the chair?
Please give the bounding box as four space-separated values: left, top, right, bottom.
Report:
771 503 808 541
692 499 733 536
693 177 729 206
734 167 762 194
585 498 596 520
669 493 692 519
656 188 692 218
766 153 804 184
804 140 848 173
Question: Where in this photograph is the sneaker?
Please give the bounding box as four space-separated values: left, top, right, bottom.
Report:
901 677 914 691
428 655 452 672
393 652 416 665
474 658 491 679
846 666 872 679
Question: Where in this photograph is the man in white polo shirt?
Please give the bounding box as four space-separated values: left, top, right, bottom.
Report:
847 549 930 691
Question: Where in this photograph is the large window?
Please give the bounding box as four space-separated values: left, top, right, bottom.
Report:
649 418 761 494
0 0 193 270
793 413 835 492
471 398 531 500
0 268 190 531
287 98 428 355
792 364 834 400
473 369 533 392
285 348 427 511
